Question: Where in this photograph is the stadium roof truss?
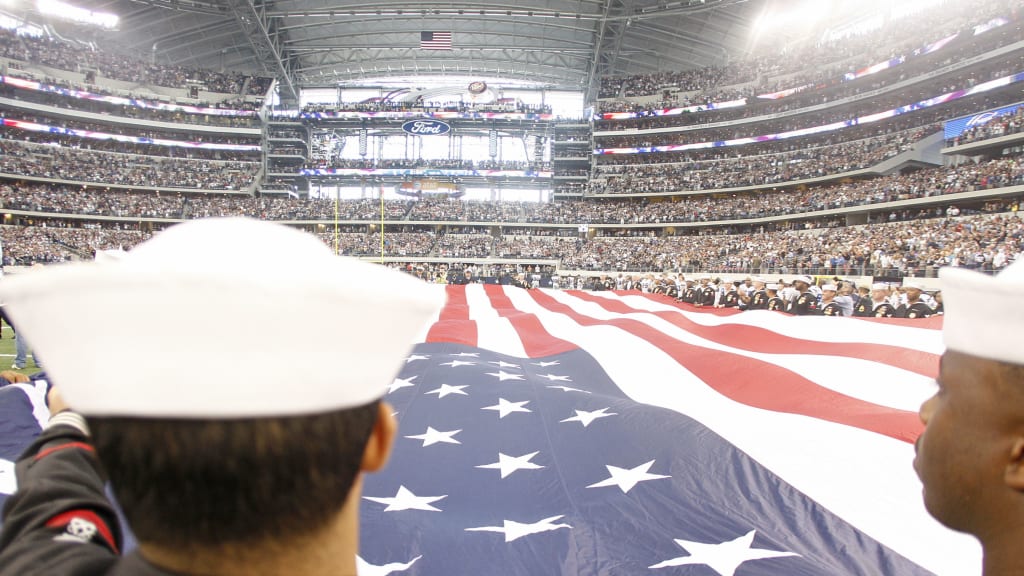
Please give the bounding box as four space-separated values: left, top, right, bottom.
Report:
103 0 760 101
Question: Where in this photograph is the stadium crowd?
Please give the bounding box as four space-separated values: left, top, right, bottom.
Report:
596 9 1022 128
594 52 1024 148
0 142 259 190
0 29 272 95
2 152 1022 223
597 0 1017 100
948 106 1024 145
3 209 1019 279
593 128 931 193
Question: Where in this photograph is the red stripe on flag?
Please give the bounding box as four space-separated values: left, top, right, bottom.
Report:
426 284 477 347
527 289 923 443
483 285 578 357
574 292 940 378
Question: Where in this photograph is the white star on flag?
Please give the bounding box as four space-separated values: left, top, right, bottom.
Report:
489 360 520 368
440 360 476 368
465 515 572 543
547 385 590 394
364 485 446 512
356 554 422 576
537 374 571 382
388 376 417 394
476 451 544 479
532 361 559 367
425 384 469 398
587 460 670 493
0 458 15 496
450 352 479 357
405 426 462 447
561 407 617 427
485 370 525 381
404 354 430 364
649 530 800 575
482 398 532 419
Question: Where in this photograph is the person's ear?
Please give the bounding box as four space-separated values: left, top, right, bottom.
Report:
361 401 397 473
1006 437 1024 491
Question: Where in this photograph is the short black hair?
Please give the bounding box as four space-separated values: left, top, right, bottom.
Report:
88 401 379 550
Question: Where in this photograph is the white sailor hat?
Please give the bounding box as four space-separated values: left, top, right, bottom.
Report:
793 275 813 286
0 218 446 418
871 283 889 291
766 283 780 290
941 259 1024 366
821 284 837 291
902 280 926 291
752 277 766 284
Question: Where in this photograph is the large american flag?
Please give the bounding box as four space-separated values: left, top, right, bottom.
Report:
0 286 980 575
420 31 452 50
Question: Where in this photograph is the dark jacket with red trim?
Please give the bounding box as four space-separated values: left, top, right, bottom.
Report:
0 414 179 576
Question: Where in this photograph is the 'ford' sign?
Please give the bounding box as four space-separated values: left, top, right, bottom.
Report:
402 119 452 136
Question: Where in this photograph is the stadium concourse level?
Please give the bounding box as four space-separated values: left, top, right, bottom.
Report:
3 153 1020 222
0 29 271 96
298 100 553 115
0 114 258 147
306 158 551 171
0 78 259 128
597 0 1017 103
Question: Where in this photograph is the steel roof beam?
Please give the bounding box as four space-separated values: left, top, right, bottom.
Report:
225 0 298 100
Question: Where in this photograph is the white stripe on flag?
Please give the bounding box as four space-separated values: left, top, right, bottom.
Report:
465 285 528 357
503 287 981 576
592 292 945 354
548 290 935 411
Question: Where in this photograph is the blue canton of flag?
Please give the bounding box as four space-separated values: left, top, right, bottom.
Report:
359 342 932 575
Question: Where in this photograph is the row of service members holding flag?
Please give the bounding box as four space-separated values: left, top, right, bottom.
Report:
593 274 939 319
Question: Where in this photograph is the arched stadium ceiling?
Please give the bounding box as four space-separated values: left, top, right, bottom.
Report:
87 0 762 102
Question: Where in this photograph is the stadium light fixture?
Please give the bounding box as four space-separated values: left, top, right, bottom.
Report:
37 0 119 29
752 0 835 38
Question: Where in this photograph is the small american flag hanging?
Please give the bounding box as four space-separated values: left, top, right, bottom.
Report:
420 31 452 50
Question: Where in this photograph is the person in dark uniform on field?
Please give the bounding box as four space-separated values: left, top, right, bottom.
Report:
765 283 786 312
869 282 897 318
698 277 717 307
900 280 934 319
932 290 944 315
819 284 843 317
0 219 445 576
664 274 681 299
511 272 532 290
679 279 698 304
852 285 874 317
453 268 475 285
746 277 769 311
916 259 1024 576
719 282 741 308
786 276 820 316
